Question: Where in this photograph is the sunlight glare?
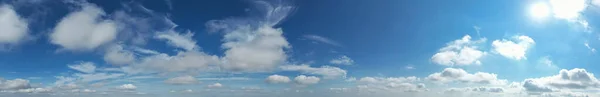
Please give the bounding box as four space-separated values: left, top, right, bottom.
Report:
529 2 550 19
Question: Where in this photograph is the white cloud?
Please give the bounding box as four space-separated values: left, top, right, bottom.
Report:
594 0 600 7
73 73 124 82
104 44 135 66
50 3 118 51
116 84 136 90
522 68 600 94
492 35 535 60
294 75 320 85
130 50 220 74
164 75 199 85
155 30 197 51
280 65 347 79
303 35 342 47
431 35 487 66
0 5 29 45
549 0 586 20
355 76 427 92
207 83 223 88
584 42 596 53
405 65 416 70
329 55 354 65
207 0 294 72
541 92 589 97
265 74 291 84
0 78 31 90
426 68 507 86
358 76 419 84
67 62 96 73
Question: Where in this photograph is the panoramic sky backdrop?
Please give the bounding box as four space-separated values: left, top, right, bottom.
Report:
1 0 600 97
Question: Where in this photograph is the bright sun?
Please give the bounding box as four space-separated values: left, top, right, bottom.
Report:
529 2 550 19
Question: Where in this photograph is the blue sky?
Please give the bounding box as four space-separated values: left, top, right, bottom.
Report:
1 0 600 97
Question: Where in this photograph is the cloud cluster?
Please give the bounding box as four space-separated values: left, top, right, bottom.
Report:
330 55 354 65
50 3 117 51
0 5 29 46
280 65 347 79
294 75 320 85
492 35 535 60
522 68 600 94
426 68 507 85
0 78 31 90
431 35 487 66
265 74 291 84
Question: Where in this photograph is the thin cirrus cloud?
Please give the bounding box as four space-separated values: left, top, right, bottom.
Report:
303 34 342 47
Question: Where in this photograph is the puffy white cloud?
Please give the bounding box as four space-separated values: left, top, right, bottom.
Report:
164 75 199 85
426 68 507 85
522 68 600 94
303 35 342 47
492 35 535 60
208 0 294 72
431 35 487 66
265 74 291 84
155 30 197 51
294 75 320 85
104 44 135 66
549 0 586 20
219 26 290 72
0 78 31 90
116 84 136 90
207 83 223 88
0 5 29 45
280 65 347 79
329 55 354 65
50 3 118 51
67 62 96 73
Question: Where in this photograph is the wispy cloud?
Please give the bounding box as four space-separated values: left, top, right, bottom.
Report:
303 35 342 47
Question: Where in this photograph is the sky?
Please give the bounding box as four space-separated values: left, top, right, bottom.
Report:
1 0 600 97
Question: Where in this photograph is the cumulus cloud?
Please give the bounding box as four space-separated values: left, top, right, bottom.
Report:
155 30 197 51
207 0 294 72
303 35 342 47
431 35 487 66
50 3 118 51
265 74 291 84
67 62 96 73
522 68 600 94
164 75 199 85
116 84 136 90
492 35 535 60
294 75 320 85
0 5 29 45
0 78 31 90
104 44 135 66
207 83 223 88
280 65 347 79
426 68 507 85
329 55 354 65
